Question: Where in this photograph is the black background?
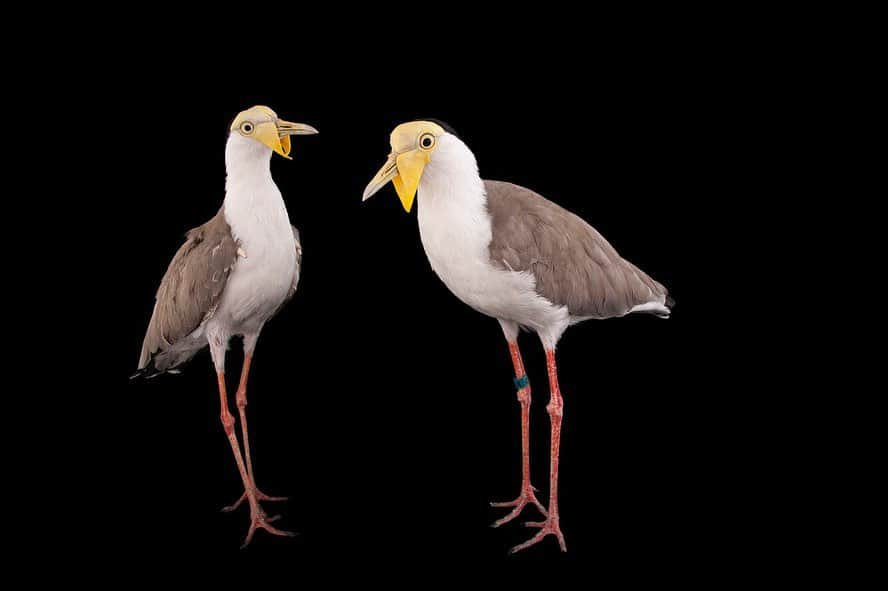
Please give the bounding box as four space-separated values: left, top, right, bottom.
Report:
65 20 758 578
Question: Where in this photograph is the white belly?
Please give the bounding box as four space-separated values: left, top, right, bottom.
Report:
217 236 295 331
213 182 296 335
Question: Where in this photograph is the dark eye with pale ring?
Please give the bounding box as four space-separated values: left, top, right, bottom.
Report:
419 133 435 150
240 122 254 134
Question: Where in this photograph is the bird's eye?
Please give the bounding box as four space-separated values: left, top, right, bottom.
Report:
419 133 435 150
240 122 254 134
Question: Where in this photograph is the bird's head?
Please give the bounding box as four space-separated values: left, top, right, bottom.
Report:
362 120 460 213
229 105 318 160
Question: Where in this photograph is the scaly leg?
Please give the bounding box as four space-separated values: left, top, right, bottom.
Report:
208 332 294 548
510 348 567 553
215 372 293 547
491 340 547 527
221 353 288 513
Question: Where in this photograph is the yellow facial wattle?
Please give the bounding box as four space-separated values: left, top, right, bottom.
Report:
361 121 445 213
391 150 431 212
229 105 318 160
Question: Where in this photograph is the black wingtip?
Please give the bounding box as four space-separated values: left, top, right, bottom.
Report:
130 369 148 380
666 294 676 308
130 360 163 380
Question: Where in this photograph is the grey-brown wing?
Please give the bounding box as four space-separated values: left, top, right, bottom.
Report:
485 180 669 319
137 209 238 371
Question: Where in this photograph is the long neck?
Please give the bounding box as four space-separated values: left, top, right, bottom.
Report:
224 134 275 197
417 135 491 255
222 135 291 248
417 135 487 220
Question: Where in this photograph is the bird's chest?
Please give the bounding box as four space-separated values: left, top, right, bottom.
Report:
221 197 295 325
417 196 508 313
232 222 295 291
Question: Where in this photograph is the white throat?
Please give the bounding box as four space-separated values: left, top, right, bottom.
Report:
417 134 488 250
222 133 293 257
415 134 497 304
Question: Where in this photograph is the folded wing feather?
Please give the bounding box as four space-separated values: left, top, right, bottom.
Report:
485 180 670 319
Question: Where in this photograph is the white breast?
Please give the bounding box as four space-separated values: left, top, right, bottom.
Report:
215 170 295 333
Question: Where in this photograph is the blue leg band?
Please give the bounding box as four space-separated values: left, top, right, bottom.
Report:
513 375 529 390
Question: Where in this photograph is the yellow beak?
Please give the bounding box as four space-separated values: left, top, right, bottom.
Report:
256 119 319 159
362 150 430 212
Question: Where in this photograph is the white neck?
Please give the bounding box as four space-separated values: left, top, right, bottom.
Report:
417 134 489 247
222 133 292 253
225 132 274 193
418 133 487 220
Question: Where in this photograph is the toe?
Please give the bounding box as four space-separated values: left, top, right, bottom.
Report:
491 506 523 528
509 532 545 554
222 492 248 513
256 491 289 502
262 522 297 538
240 526 257 549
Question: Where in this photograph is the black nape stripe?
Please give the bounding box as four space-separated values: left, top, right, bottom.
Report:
417 118 459 137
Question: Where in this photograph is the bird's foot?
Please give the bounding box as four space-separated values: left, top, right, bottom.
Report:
222 487 289 513
241 507 296 549
509 514 567 554
490 485 547 527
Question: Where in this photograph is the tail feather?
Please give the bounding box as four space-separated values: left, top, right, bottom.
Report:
654 293 674 318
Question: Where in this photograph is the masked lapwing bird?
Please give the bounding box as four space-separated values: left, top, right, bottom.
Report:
362 120 673 554
134 106 317 547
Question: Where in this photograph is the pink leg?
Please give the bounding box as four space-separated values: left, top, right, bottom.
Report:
491 341 547 526
221 355 288 513
510 349 567 554
216 372 294 548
